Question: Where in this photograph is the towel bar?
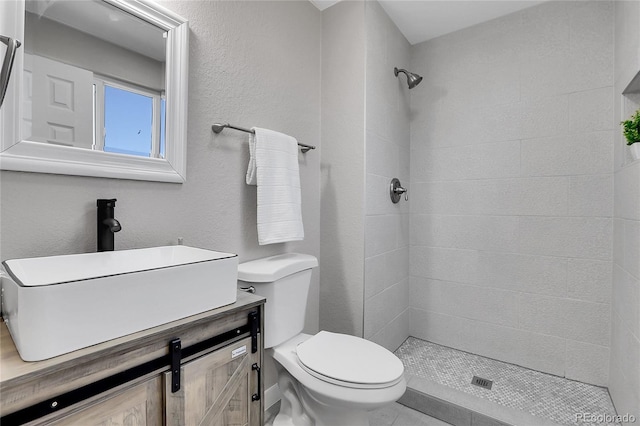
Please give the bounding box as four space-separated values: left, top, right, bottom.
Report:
211 122 315 153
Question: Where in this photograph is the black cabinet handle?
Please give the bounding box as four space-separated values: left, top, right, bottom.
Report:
249 311 259 353
251 363 261 401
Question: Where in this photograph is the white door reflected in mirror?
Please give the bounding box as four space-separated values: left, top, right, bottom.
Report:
24 53 94 149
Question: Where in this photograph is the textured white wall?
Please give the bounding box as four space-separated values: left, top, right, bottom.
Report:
319 0 366 336
409 1 614 386
363 0 411 351
1 0 321 392
611 1 640 419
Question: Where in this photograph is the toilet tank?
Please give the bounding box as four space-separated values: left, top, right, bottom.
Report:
238 253 318 348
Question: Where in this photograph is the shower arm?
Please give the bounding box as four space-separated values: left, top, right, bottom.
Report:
394 66 422 89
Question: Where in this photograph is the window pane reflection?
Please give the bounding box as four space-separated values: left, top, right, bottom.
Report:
104 85 153 157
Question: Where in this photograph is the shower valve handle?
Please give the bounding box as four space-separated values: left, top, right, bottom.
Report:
390 178 408 203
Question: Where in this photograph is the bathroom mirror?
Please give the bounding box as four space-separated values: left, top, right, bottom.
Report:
0 0 188 182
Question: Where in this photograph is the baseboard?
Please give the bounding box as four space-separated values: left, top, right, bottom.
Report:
264 384 282 411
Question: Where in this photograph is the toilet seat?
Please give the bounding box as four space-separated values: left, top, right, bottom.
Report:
272 333 407 411
295 331 404 389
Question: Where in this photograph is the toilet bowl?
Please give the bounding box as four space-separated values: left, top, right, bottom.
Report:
238 254 406 426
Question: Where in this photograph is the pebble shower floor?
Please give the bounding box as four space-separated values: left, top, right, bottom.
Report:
395 337 619 426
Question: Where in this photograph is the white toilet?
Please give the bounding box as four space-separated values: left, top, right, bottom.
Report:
238 253 406 426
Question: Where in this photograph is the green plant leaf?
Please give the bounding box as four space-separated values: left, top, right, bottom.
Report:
621 109 640 146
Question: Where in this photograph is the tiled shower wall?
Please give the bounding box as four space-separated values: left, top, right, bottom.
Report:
409 1 614 386
363 1 411 351
611 1 640 419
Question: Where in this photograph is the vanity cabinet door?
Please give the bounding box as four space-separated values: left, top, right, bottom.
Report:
42 375 163 426
165 336 261 426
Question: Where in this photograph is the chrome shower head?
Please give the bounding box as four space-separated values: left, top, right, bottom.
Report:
394 67 422 89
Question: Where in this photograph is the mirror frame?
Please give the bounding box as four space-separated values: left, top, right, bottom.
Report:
0 0 188 183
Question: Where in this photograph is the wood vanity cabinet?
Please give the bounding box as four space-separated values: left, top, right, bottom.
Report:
42 376 164 425
0 293 264 426
165 336 261 426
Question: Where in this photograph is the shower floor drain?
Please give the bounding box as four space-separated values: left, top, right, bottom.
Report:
471 376 493 390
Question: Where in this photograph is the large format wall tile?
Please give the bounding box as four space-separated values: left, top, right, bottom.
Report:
409 277 519 327
410 246 479 284
567 258 613 303
569 87 614 133
364 279 409 338
410 308 566 377
518 294 611 346
565 340 610 387
363 0 411 351
409 1 615 387
518 217 612 260
521 131 613 177
567 175 613 217
476 252 568 297
410 215 520 252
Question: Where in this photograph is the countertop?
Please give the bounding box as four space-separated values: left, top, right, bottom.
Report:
0 291 265 388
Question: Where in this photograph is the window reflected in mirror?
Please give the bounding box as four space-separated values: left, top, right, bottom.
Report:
23 0 167 158
100 81 165 158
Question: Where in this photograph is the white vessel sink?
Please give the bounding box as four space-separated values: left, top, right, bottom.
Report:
1 246 238 361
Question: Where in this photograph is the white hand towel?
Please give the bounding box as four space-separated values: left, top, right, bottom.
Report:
246 127 304 245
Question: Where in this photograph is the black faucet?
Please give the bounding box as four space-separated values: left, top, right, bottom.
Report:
97 199 121 252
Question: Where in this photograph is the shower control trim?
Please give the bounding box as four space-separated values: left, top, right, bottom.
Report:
390 178 408 203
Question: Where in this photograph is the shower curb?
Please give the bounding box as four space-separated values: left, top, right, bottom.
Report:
398 374 564 426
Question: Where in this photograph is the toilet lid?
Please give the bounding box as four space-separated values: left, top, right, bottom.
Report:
295 331 404 388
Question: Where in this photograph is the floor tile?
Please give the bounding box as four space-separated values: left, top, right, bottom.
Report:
395 337 618 426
